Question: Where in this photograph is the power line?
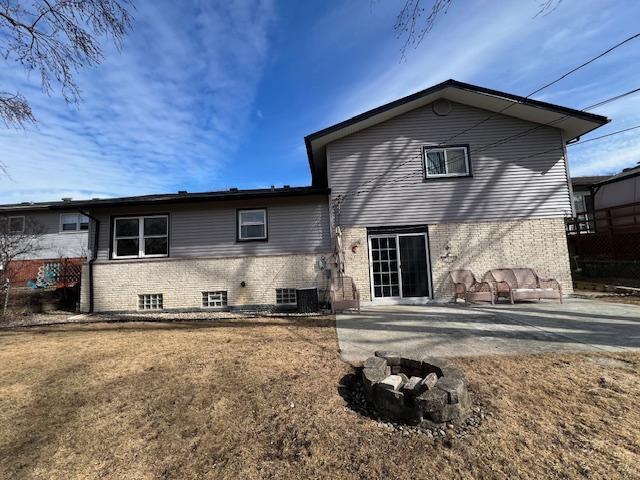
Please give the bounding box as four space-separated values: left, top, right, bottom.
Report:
338 122 640 205
568 123 640 146
583 87 640 111
335 86 640 203
469 85 640 156
439 32 640 144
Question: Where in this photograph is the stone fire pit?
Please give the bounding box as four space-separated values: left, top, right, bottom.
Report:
361 351 471 425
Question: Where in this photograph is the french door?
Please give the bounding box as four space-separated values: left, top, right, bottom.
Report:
368 233 431 301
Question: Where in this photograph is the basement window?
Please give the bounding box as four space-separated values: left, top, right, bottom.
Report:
276 288 297 305
202 291 228 308
138 293 163 310
423 145 471 178
113 215 168 259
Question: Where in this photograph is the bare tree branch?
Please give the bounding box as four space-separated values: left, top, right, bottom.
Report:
0 0 133 128
395 0 452 58
534 0 563 18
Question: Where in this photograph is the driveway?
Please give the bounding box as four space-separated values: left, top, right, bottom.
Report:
336 298 640 363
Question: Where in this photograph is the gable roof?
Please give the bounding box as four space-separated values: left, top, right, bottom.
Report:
305 79 610 186
595 164 640 187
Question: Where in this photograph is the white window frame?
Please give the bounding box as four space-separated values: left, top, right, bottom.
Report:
138 293 163 310
276 288 297 305
113 215 169 259
423 145 471 178
7 216 25 234
238 208 267 241
59 213 89 233
202 291 228 308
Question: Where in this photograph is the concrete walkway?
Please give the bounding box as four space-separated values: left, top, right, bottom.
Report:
336 298 640 363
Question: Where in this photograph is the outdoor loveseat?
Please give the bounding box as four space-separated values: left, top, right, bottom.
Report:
485 268 562 304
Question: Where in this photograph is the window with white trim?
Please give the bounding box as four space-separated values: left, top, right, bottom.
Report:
138 293 163 310
276 288 297 305
113 215 168 259
202 291 228 307
6 216 25 234
61 213 89 232
423 145 470 178
238 209 267 241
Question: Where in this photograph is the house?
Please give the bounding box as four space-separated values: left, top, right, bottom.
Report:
6 80 610 312
570 175 610 214
0 200 89 284
567 163 640 276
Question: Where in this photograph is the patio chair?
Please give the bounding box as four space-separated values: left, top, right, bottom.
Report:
330 275 360 313
486 268 562 304
449 269 494 304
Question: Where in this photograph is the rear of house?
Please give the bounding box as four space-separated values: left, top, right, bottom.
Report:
307 80 608 303
4 80 608 313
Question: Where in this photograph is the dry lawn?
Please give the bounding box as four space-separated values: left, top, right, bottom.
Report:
0 317 639 479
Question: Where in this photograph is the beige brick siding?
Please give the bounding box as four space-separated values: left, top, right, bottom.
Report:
339 218 572 302
429 218 573 300
339 227 371 302
81 253 332 312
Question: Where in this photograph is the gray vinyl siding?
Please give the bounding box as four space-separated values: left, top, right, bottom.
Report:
12 210 88 260
91 195 330 261
326 101 572 227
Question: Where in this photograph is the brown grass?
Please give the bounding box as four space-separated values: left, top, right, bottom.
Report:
0 317 639 479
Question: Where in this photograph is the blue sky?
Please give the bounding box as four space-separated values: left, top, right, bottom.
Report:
1 0 639 203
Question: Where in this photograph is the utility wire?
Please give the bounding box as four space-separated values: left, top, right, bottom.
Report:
438 32 640 145
567 124 640 146
335 86 640 203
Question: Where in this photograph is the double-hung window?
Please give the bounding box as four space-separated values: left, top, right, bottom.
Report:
423 145 470 178
238 209 267 241
8 216 25 234
61 213 89 232
113 215 168 259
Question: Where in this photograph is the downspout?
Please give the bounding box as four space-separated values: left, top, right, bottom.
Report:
79 210 99 313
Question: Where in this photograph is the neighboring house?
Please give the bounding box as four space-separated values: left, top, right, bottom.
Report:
567 164 640 270
8 79 611 312
570 175 610 214
0 200 89 284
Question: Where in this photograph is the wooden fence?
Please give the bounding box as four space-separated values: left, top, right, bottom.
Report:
566 201 640 261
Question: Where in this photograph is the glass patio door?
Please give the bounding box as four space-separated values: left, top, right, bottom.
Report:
369 233 431 300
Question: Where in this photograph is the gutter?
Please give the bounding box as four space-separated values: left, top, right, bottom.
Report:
79 209 99 313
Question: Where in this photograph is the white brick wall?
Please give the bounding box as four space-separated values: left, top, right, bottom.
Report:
81 253 332 312
339 227 371 302
429 218 573 300
340 218 572 302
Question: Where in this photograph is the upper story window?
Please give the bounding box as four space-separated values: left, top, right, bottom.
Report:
237 209 267 241
2 216 26 234
113 215 168 259
423 145 471 178
60 213 89 232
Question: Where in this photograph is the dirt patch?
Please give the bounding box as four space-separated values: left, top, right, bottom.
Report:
0 318 639 479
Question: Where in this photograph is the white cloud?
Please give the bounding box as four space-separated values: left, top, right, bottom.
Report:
0 0 276 203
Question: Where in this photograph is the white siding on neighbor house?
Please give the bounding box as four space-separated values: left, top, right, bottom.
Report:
14 211 88 260
595 175 640 209
90 195 331 261
326 101 573 227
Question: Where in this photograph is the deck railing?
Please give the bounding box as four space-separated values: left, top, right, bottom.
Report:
566 201 640 235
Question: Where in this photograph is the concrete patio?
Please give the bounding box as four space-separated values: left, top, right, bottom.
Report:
336 298 640 363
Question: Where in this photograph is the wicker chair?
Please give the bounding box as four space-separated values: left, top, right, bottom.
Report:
330 275 360 313
486 268 562 304
450 270 494 304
